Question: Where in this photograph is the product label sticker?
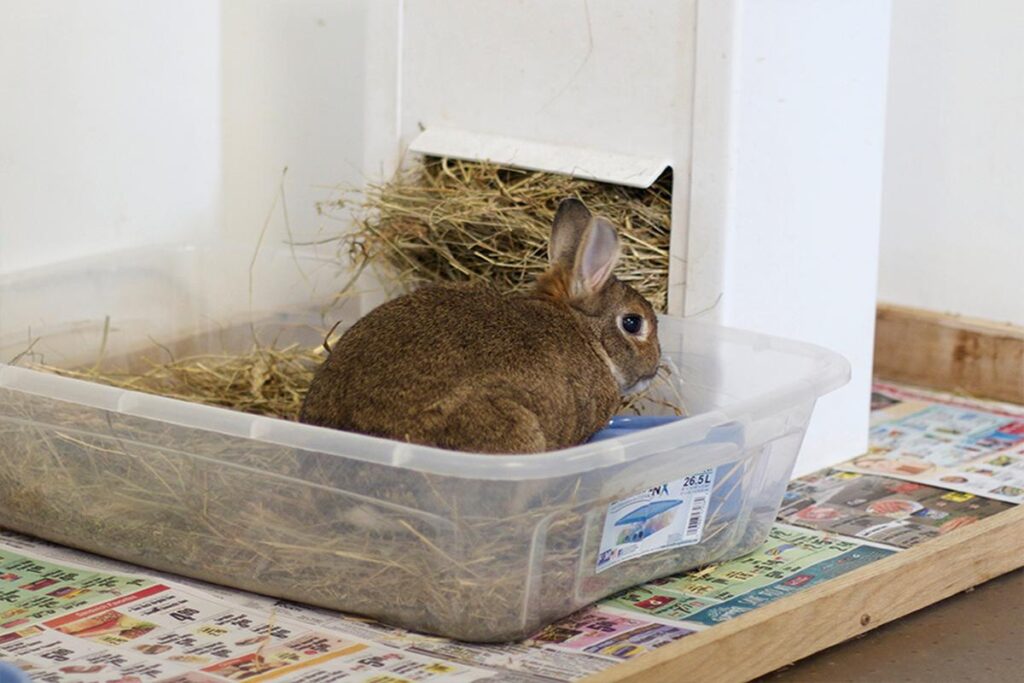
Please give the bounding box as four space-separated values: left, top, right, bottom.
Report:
596 468 715 573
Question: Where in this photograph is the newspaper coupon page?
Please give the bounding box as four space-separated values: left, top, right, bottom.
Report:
0 534 494 683
4 530 719 682
0 519 900 683
601 523 896 628
839 384 1024 503
778 468 1014 548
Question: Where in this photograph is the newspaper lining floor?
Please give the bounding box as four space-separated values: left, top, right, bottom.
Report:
1 383 1019 682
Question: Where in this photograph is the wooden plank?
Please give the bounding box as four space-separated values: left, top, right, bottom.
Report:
874 303 1024 404
584 505 1024 683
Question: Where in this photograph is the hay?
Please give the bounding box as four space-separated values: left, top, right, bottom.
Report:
36 344 323 421
320 156 674 312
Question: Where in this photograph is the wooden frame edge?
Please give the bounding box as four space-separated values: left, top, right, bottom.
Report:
584 505 1024 683
874 303 1024 404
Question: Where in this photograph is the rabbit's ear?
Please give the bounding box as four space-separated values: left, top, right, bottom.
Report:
572 217 620 297
549 198 592 266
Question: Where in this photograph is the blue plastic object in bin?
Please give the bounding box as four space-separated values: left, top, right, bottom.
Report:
587 415 683 442
589 415 745 448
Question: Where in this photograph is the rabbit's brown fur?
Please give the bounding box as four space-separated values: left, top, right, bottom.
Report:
300 199 661 453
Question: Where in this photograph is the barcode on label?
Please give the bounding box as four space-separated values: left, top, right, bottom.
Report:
686 495 707 537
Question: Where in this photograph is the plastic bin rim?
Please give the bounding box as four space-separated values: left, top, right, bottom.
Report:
0 319 851 481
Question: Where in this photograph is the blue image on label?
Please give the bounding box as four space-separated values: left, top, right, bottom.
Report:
596 468 715 573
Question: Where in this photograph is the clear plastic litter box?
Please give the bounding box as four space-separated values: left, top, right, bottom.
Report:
0 244 849 641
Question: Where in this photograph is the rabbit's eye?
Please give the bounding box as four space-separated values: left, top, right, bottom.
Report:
621 314 644 335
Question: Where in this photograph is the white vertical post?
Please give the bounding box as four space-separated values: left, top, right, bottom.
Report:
687 0 893 474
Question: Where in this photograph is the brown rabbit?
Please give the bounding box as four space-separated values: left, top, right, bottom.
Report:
299 198 661 453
